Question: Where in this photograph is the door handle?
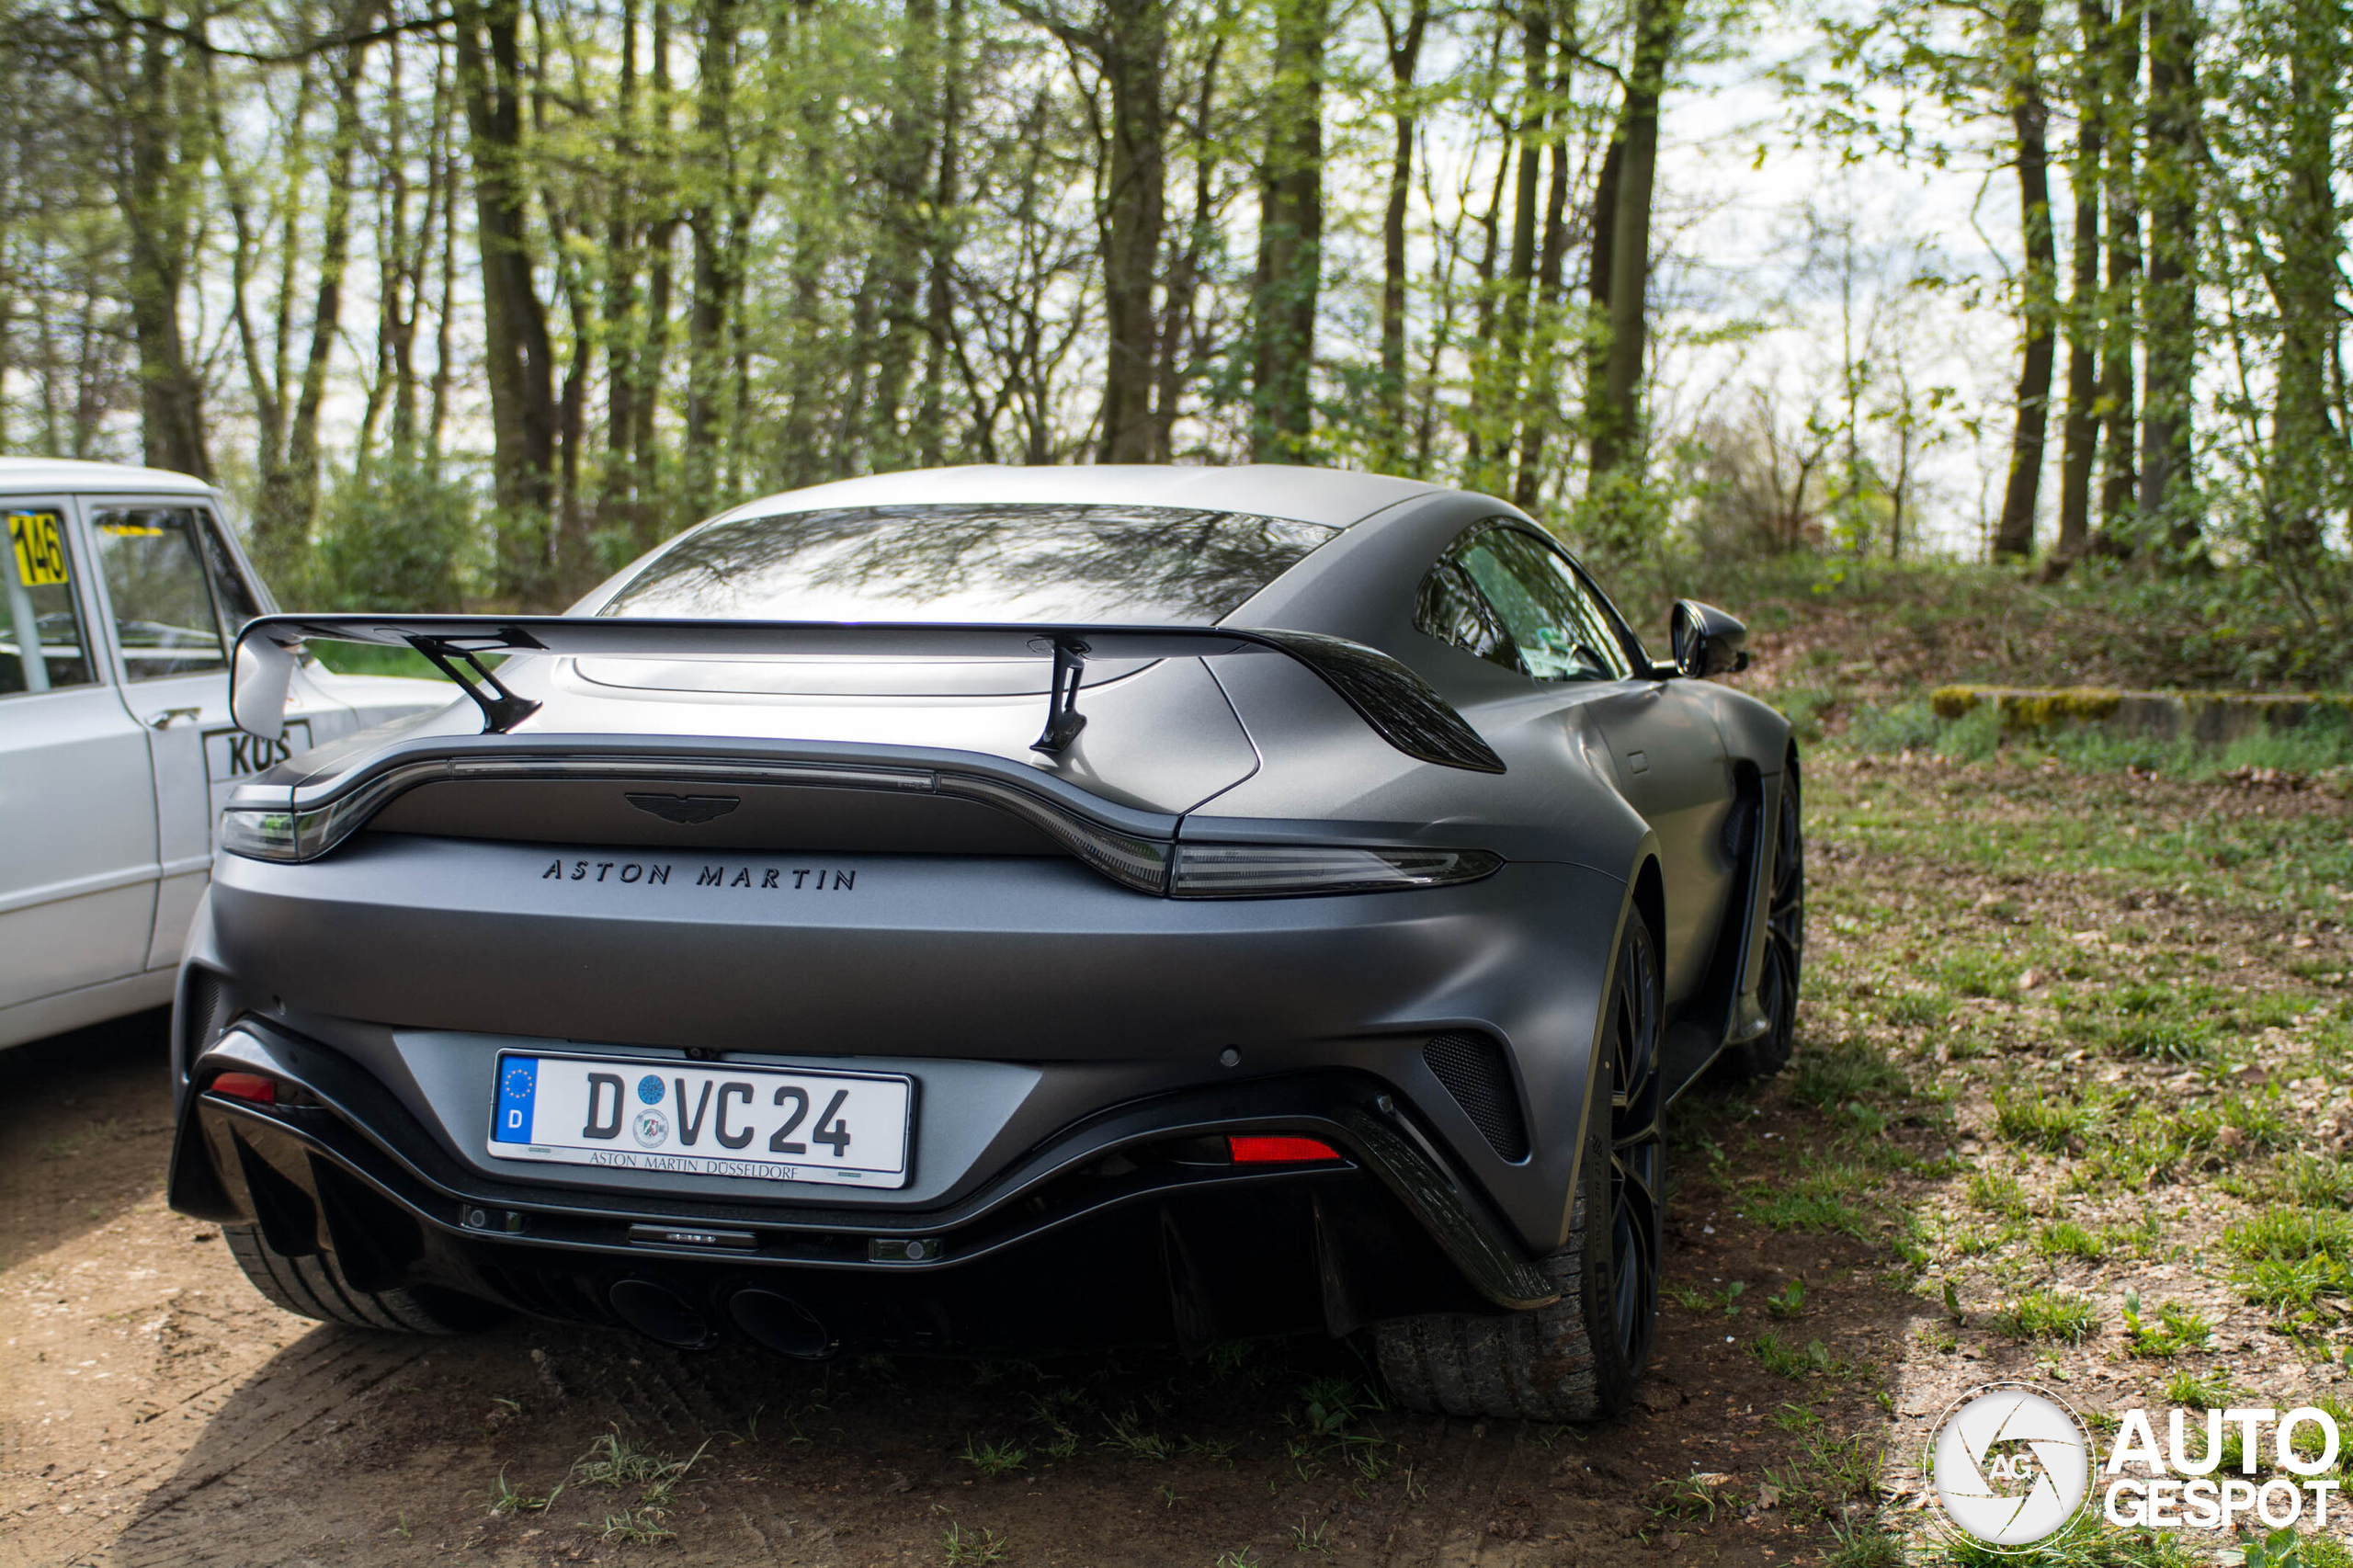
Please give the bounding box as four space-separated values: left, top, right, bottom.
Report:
145 706 202 730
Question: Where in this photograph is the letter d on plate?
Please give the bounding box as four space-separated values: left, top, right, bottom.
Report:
582 1071 623 1140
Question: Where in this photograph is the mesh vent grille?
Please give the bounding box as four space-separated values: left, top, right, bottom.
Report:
179 969 235 1078
1422 1031 1529 1161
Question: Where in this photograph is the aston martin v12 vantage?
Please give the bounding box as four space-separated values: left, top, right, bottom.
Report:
167 464 1802 1420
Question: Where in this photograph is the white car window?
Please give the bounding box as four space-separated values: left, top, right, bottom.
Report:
91 506 229 682
3 505 97 695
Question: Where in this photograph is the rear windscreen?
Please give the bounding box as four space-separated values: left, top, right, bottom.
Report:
598 503 1337 624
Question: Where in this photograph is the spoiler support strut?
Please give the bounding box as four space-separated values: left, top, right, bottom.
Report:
1030 636 1088 756
404 633 545 733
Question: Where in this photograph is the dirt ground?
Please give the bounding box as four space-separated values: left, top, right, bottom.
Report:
6 744 2350 1568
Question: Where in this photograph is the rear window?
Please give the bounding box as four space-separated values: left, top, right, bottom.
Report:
598 503 1337 624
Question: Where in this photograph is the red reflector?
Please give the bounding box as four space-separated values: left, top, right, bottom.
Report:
1228 1134 1341 1165
209 1071 277 1105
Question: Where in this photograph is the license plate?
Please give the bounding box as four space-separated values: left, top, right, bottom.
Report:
488 1053 913 1188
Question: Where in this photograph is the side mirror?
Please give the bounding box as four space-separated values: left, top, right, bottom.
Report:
1669 599 1749 678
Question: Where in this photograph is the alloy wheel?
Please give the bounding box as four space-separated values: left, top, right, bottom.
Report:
1756 776 1806 1042
1608 923 1663 1368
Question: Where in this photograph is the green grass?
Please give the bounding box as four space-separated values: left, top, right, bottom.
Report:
2099 1017 2213 1062
961 1436 1026 1476
1992 1089 2095 1152
942 1523 1011 1565
1966 1169 2032 1218
1884 989 1953 1027
1750 1167 1872 1243
2121 1294 2212 1358
1790 1040 1909 1108
2034 1221 2105 1261
1824 1518 1905 1568
1938 949 2022 1000
1650 1471 1739 1522
1990 1286 2099 1343
2164 1368 2233 1408
1938 1523 2201 1567
1748 1333 1845 1379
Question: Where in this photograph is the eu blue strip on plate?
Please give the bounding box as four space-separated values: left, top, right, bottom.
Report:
494 1057 539 1143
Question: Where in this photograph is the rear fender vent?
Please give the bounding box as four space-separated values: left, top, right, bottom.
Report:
179 968 238 1083
1421 1031 1530 1162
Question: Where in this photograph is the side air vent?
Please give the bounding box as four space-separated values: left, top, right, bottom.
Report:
179 968 239 1082
1422 1031 1529 1162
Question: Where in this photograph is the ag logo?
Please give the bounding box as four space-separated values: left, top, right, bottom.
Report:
631 1108 670 1148
1927 1382 2093 1548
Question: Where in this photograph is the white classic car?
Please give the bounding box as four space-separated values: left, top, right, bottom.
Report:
1 458 453 1049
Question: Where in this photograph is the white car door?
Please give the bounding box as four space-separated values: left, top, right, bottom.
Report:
83 497 346 970
0 495 161 1014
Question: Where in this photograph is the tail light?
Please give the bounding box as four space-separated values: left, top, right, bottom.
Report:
207 1071 278 1105
1229 1135 1343 1165
1169 845 1500 898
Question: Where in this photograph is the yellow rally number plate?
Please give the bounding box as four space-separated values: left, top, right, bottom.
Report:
9 511 68 588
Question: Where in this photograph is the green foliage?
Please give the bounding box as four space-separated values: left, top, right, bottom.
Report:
1992 1088 2094 1152
304 460 483 612
1748 1332 1845 1378
1791 1040 1909 1108
2165 1368 2233 1408
2120 1292 2212 1358
1990 1286 2098 1343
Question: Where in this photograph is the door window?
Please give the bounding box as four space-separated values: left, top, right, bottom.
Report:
1415 524 1631 682
3 506 97 695
91 506 232 682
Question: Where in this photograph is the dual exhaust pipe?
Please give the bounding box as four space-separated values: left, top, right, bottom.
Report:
605 1278 832 1358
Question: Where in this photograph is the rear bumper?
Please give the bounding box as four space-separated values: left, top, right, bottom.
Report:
170 1019 1554 1352
187 840 1632 1253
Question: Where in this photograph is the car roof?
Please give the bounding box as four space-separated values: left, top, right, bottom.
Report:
711 464 1452 530
0 457 216 495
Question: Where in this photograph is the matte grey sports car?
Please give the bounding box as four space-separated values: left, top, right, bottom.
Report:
167 464 1802 1420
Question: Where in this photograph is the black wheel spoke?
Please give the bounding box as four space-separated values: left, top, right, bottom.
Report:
1606 915 1665 1368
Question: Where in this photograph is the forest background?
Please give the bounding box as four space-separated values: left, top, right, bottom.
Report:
2 0 2349 687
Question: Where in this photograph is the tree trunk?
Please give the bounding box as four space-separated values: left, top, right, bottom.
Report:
683 0 737 517
1249 0 1327 460
276 22 372 560
454 0 559 597
1993 0 2055 561
1154 24 1226 462
114 11 210 480
2261 1 2344 562
1586 0 1681 483
1374 0 1429 472
636 0 675 539
1086 0 1166 463
599 0 640 528
1511 97 1574 511
2095 0 2141 546
2053 0 2105 559
2137 0 2199 551
865 0 941 471
916 0 967 467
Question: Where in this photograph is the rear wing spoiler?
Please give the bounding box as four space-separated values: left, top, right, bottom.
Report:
231 614 1506 774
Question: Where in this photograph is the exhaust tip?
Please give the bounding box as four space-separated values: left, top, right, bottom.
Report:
608 1278 715 1349
729 1288 834 1359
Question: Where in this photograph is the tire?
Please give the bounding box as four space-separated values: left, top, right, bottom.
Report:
1375 915 1664 1421
224 1224 503 1335
1720 758 1804 1082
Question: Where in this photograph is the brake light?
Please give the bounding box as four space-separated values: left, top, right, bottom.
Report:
1228 1135 1341 1165
209 1071 277 1105
1169 844 1501 898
